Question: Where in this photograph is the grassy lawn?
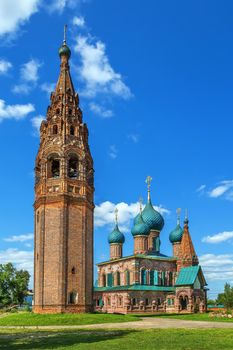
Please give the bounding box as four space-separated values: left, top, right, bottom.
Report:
0 329 232 350
0 312 139 326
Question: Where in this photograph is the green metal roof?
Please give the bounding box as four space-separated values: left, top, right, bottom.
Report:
108 224 125 244
97 254 176 266
175 265 200 286
94 285 175 292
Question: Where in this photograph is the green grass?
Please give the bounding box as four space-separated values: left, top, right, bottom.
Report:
0 312 139 326
0 329 233 349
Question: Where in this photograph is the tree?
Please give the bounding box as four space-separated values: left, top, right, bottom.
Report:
216 293 225 305
0 263 30 307
222 283 233 310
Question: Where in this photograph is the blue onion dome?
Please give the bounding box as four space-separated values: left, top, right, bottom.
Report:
59 43 71 59
108 224 125 244
141 198 164 231
131 213 150 237
169 224 183 243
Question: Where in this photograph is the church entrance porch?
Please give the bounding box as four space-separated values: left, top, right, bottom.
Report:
179 295 189 311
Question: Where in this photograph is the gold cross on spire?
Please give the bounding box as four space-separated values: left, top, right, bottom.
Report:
145 176 152 201
139 196 143 213
185 208 188 221
176 208 181 225
63 24 67 44
114 207 118 225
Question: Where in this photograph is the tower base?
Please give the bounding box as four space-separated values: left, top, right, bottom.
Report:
33 304 93 314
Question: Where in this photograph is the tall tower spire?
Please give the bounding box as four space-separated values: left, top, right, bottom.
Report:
34 28 94 314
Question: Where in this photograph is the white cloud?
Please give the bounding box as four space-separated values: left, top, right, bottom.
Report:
0 248 33 276
40 82 56 96
0 59 12 74
128 133 139 143
208 180 233 200
108 145 118 159
31 115 45 135
12 84 31 94
202 231 233 244
74 35 132 99
0 0 39 37
196 184 206 193
4 233 34 242
89 102 113 118
46 0 78 13
73 16 85 27
20 59 42 82
199 254 233 282
13 59 42 94
0 99 34 122
94 201 169 232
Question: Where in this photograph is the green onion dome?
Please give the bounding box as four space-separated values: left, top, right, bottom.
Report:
169 224 183 243
108 224 125 244
131 213 150 237
59 43 71 59
137 199 164 231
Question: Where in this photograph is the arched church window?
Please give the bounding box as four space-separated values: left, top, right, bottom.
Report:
141 270 147 285
56 108 60 114
145 298 149 306
53 125 58 134
149 270 154 285
69 108 72 116
70 125 75 136
116 271 120 286
125 270 130 285
68 157 78 178
132 298 136 306
71 267 76 274
102 274 106 287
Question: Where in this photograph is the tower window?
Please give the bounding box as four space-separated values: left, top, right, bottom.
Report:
71 267 76 274
51 160 60 178
68 157 78 178
37 211 40 223
69 291 77 304
56 108 60 114
70 125 75 136
69 108 72 116
53 125 58 135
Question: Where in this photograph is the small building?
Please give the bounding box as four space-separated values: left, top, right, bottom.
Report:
94 178 207 314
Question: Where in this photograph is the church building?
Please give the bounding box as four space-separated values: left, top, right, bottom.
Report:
93 178 207 314
33 28 207 314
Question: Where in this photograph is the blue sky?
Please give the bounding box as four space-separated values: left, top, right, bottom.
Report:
0 0 233 298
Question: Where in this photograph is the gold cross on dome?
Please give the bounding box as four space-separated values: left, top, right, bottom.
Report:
176 208 181 224
139 196 143 213
146 176 152 200
63 24 67 44
146 176 152 190
114 208 118 225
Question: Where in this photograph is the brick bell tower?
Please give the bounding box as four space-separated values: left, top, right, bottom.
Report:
33 27 94 313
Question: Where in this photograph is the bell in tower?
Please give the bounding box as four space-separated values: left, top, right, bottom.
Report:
33 26 94 313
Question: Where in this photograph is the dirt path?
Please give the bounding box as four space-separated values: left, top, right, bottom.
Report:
1 317 233 330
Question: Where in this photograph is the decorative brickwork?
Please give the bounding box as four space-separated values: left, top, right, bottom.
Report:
33 37 94 314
